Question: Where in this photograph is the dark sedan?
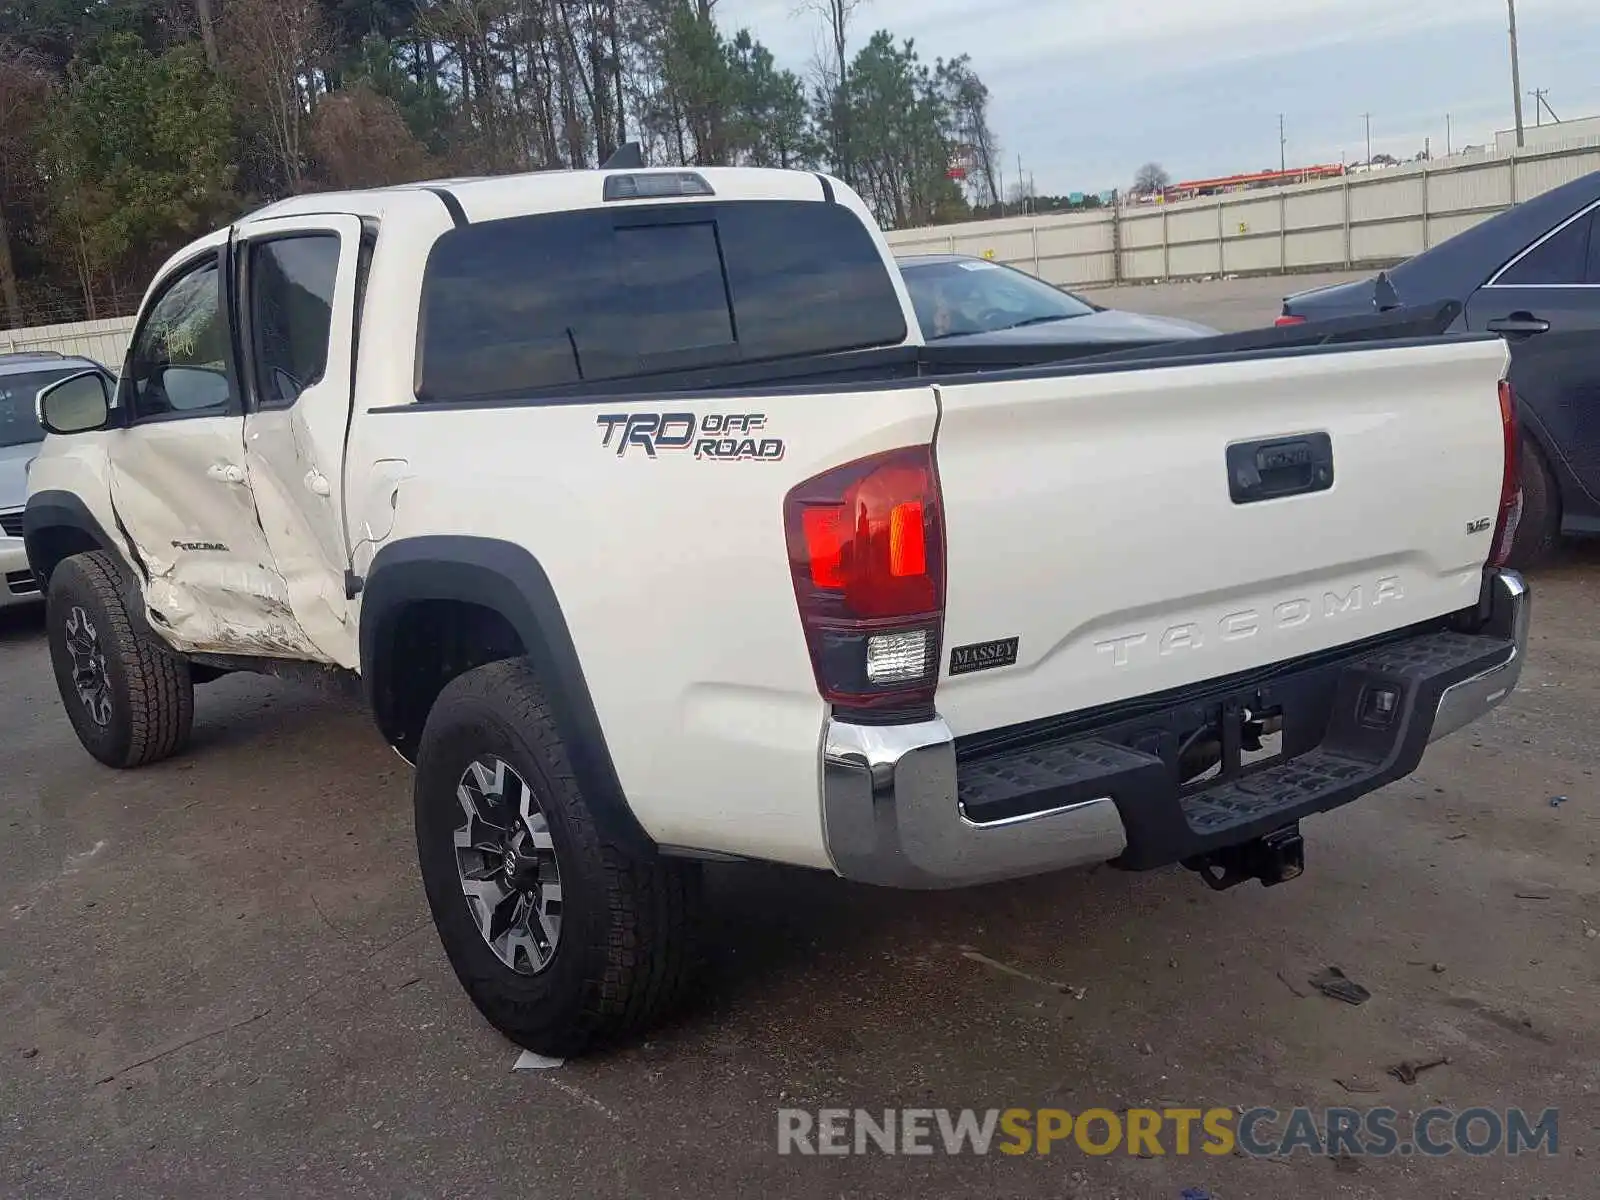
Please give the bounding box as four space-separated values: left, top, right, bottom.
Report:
1280 169 1600 566
900 254 1218 350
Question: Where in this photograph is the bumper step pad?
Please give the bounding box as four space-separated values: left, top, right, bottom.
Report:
958 738 1163 823
1179 750 1369 834
953 628 1517 869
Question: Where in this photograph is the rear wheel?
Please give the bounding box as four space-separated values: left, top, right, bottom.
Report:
413 658 702 1057
1509 438 1560 569
45 551 194 768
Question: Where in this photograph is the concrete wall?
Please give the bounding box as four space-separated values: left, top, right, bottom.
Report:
0 317 134 369
1495 115 1600 156
886 140 1600 287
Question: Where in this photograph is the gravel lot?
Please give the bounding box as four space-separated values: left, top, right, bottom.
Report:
3 276 1596 1199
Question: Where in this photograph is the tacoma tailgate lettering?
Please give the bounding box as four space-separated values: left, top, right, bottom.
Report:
1095 576 1406 668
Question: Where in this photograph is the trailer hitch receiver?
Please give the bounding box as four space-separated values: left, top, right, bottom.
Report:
1185 824 1305 892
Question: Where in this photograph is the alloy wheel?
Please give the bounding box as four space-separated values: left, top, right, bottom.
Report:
64 605 113 728
453 756 564 974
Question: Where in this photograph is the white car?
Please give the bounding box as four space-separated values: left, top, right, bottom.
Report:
25 165 1528 1056
0 352 107 610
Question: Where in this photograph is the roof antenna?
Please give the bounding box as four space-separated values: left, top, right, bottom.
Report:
600 142 644 170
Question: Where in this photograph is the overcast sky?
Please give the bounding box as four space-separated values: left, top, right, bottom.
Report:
716 0 1600 194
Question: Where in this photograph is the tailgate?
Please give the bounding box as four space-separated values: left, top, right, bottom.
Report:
932 338 1510 737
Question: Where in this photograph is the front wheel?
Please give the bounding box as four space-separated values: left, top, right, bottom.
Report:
46 551 194 768
413 658 702 1057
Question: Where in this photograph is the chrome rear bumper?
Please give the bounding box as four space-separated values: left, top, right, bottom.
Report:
821 569 1529 890
821 718 1127 889
1429 569 1528 742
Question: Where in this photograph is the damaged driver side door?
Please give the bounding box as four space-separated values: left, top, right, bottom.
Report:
106 246 331 661
233 214 367 669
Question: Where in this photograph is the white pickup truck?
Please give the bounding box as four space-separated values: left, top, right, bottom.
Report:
25 166 1528 1057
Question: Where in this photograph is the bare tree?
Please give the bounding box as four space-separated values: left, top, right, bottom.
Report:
1132 161 1170 195
222 0 329 193
310 85 433 189
796 0 866 180
0 46 53 327
936 56 998 209
195 0 221 71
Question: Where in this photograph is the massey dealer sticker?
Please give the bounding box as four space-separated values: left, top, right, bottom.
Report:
949 637 1021 676
597 413 785 461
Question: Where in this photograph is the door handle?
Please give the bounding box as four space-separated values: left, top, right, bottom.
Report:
1486 313 1551 339
207 463 247 485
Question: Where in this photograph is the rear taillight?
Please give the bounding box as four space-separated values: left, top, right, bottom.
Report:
783 445 945 717
1489 378 1523 568
1275 314 1307 327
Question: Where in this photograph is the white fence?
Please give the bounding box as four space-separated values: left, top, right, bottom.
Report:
886 140 1600 288
0 316 134 368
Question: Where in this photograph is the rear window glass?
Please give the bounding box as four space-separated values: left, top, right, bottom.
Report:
416 200 907 402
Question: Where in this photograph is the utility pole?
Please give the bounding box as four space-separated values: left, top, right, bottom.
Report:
1529 89 1561 125
1446 113 1453 156
1279 113 1286 173
1363 112 1372 165
1529 88 1547 127
1508 0 1525 148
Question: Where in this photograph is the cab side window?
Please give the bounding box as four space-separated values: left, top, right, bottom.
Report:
125 256 235 420
248 235 340 408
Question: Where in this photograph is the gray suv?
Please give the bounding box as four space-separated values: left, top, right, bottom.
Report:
1 352 108 609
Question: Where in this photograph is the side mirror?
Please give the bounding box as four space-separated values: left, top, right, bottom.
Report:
37 370 113 435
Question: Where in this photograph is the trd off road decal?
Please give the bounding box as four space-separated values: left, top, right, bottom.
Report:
597 413 785 461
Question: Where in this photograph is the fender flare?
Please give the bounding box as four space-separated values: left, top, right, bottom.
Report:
360 535 656 856
22 490 125 589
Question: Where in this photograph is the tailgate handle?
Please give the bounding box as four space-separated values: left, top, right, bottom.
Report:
1227 434 1334 504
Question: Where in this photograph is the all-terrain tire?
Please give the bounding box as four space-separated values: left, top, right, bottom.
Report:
45 550 194 768
413 657 702 1057
1508 437 1560 570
